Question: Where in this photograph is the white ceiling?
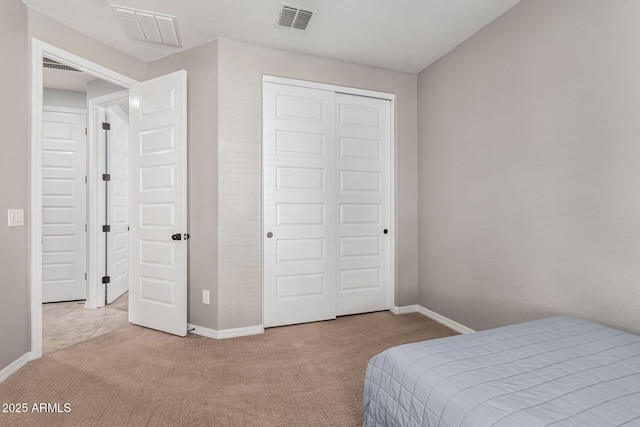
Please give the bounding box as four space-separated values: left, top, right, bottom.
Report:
22 0 522 73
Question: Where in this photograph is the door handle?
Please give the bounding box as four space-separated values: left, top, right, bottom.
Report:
266 232 273 238
383 229 388 234
171 233 182 241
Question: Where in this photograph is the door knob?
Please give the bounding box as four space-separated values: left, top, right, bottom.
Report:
172 233 182 240
383 229 388 234
267 232 273 238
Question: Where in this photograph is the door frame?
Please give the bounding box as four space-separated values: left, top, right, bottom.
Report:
86 91 130 309
30 39 138 359
261 75 397 324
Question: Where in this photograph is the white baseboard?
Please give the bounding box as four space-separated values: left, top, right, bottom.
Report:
0 352 32 383
391 305 419 315
188 323 264 340
392 305 475 335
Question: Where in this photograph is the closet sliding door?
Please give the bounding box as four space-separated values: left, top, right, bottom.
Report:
263 81 392 328
335 93 391 316
263 83 337 328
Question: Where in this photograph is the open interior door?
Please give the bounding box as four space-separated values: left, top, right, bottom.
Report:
128 70 188 336
106 108 130 304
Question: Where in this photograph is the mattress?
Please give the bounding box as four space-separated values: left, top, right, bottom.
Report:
363 316 640 427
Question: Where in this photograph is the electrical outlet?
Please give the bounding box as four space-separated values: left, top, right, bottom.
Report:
8 209 24 227
202 289 210 305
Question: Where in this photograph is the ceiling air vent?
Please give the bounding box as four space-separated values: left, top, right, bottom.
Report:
277 3 315 31
43 57 82 73
111 4 181 47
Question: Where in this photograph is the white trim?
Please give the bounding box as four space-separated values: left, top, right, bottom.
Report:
391 305 475 334
389 99 396 309
262 75 396 101
188 324 265 340
39 41 138 89
415 306 475 334
391 305 419 315
31 38 139 361
0 352 32 383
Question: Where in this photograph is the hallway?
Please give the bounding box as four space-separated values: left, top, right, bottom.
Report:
42 293 128 354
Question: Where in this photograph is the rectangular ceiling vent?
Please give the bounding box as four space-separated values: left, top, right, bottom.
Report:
43 57 82 73
111 4 181 47
276 3 315 31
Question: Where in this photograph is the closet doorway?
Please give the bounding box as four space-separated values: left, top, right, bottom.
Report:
262 77 395 327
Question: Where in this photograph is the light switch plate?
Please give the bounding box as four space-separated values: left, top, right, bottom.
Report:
8 209 25 227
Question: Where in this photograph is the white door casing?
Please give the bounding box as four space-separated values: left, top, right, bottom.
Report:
128 70 188 337
263 82 337 327
335 93 391 315
31 39 140 359
107 108 129 303
42 108 87 303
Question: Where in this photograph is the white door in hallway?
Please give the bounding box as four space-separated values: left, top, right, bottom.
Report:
106 109 129 304
335 93 391 315
263 82 337 327
42 108 87 302
128 70 188 337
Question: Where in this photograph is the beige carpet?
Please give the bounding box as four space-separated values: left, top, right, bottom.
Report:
42 292 129 355
0 312 456 426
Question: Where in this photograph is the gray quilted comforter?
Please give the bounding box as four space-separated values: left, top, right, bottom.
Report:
363 316 640 426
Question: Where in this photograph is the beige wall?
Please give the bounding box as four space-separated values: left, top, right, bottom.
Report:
0 0 29 372
417 0 640 333
217 39 418 329
146 38 417 331
0 7 146 373
43 88 86 109
146 42 219 329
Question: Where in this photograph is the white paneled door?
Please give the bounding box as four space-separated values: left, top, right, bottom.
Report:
263 82 337 327
129 70 188 337
42 108 87 303
336 93 391 315
106 109 129 303
263 82 392 327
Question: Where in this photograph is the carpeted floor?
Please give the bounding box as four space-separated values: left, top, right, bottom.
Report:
42 292 129 354
0 311 456 426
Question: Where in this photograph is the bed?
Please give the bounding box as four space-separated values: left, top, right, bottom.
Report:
363 316 640 426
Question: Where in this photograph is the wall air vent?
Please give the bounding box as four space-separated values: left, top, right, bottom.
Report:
276 3 315 31
111 4 181 47
43 57 82 73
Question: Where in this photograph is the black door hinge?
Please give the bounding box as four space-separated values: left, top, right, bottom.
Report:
102 174 111 181
102 225 111 232
102 276 110 284
102 122 111 131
